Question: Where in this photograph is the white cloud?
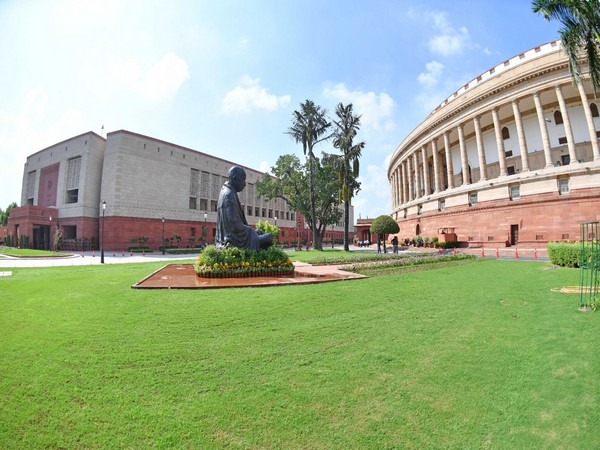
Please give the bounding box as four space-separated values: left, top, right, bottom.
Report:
353 156 392 219
108 52 190 101
258 160 271 173
322 83 395 132
417 60 444 88
427 11 470 56
222 76 291 113
0 88 89 207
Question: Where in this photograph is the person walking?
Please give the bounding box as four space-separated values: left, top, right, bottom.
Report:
391 236 398 254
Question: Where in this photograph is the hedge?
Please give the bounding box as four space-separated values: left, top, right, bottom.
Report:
547 242 581 268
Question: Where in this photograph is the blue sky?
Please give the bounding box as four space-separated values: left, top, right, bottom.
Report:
0 0 561 220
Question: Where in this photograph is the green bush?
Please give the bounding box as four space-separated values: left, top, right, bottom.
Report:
194 245 294 277
547 241 581 267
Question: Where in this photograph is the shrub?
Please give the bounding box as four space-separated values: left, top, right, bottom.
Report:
547 241 581 267
194 245 294 277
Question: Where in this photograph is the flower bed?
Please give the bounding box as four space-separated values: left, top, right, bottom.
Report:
194 245 295 278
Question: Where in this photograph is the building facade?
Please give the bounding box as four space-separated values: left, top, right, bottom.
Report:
388 40 600 247
8 130 351 251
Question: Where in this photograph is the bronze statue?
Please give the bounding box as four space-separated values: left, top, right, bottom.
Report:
215 166 273 251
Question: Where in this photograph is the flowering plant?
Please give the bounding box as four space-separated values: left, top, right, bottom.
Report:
194 245 295 278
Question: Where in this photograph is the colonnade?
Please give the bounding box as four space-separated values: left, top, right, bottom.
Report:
390 81 600 208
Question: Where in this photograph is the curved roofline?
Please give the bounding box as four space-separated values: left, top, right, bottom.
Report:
427 39 562 117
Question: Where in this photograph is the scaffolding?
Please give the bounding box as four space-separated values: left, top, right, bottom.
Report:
579 222 599 310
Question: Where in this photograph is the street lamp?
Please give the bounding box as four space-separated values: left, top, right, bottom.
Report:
161 217 165 255
49 215 52 251
100 201 106 264
331 224 334 248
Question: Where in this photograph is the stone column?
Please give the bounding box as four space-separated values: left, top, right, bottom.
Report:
533 92 554 168
511 99 530 172
555 84 577 164
492 107 508 176
421 145 430 195
443 131 454 189
457 124 469 185
577 81 600 160
473 116 487 181
431 137 441 193
401 162 408 204
407 158 414 201
412 152 421 198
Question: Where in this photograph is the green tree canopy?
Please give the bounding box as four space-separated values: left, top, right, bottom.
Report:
286 100 331 250
256 154 341 249
332 102 365 251
533 0 600 93
0 202 18 226
370 215 400 236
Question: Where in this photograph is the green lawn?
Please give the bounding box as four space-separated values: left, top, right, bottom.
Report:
0 247 66 257
1 259 597 448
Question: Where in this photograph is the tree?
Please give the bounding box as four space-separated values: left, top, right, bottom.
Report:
0 202 18 226
256 219 280 243
256 154 341 249
370 215 400 254
286 100 331 250
332 102 365 251
533 0 600 93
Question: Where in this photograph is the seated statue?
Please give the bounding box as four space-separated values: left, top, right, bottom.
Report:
215 166 273 251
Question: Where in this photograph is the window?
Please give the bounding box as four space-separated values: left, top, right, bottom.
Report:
417 204 423 215
509 185 520 200
558 137 568 145
558 178 569 195
255 207 260 217
502 127 510 140
66 189 79 204
438 199 445 211
507 166 516 175
26 170 36 203
403 209 407 218
468 192 478 206
247 206 252 216
591 103 599 118
505 150 513 158
199 198 208 211
189 197 197 209
211 200 217 212
66 156 81 203
190 227 196 237
189 169 199 198
553 110 563 125
561 154 570 165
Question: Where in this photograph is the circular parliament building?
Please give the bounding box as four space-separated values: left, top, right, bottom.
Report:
388 40 600 248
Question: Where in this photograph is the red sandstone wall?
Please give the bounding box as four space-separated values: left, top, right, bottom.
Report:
395 189 600 248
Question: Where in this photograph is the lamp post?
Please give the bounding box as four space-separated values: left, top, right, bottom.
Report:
161 217 165 255
332 224 334 248
49 215 52 251
100 201 106 264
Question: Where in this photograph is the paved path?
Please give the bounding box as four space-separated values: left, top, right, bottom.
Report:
0 245 548 268
0 251 197 268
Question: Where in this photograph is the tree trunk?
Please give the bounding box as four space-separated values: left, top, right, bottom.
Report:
308 153 322 250
343 200 350 251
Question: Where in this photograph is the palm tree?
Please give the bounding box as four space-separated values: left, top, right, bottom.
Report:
332 103 365 251
532 0 600 94
287 100 331 250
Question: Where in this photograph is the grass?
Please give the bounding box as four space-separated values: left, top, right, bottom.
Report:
1 258 598 448
0 247 67 257
287 248 429 265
